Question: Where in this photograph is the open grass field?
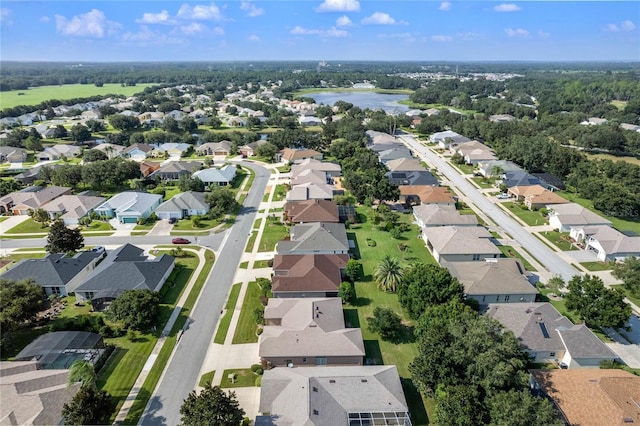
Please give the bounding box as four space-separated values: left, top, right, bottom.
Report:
232 281 263 344
0 83 155 110
584 152 640 167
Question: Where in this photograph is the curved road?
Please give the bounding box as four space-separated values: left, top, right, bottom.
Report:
399 134 581 282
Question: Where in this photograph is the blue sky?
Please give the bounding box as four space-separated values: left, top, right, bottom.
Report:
1 1 638 62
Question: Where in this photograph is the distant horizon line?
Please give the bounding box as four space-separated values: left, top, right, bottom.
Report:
1 59 639 64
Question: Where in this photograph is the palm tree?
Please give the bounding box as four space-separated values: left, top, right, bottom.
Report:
68 360 97 389
373 255 404 292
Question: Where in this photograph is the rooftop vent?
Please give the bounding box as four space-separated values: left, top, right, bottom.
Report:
329 379 335 384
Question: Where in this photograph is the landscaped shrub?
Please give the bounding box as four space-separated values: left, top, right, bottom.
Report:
250 364 261 373
255 376 262 387
366 239 376 247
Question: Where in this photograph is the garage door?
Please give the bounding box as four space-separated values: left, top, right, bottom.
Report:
122 217 138 224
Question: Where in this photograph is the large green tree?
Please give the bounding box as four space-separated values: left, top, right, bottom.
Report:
373 255 403 292
69 123 92 142
205 187 238 219
45 220 84 253
486 389 563 426
565 274 631 328
61 385 112 425
106 289 161 331
0 278 44 332
367 307 403 341
180 384 245 426
612 256 640 297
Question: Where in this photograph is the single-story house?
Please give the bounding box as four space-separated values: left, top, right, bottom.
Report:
196 141 233 156
284 199 339 224
286 183 335 202
1 251 104 297
13 331 105 369
140 160 161 178
487 303 616 367
529 369 640 425
570 225 640 262
547 202 612 232
445 258 538 305
620 123 640 133
299 116 322 126
365 130 397 145
276 222 349 255
74 243 175 304
429 130 471 149
0 186 72 216
377 147 413 164
387 170 439 187
259 298 365 368
14 164 62 185
192 165 236 186
413 204 478 227
399 186 455 206
500 170 542 188
489 114 516 122
581 117 608 126
149 160 202 181
384 157 426 173
239 140 268 157
422 225 501 264
36 145 81 162
366 142 406 154
272 254 349 298
40 194 106 225
0 361 81 425
94 191 162 223
93 142 125 159
122 143 155 161
477 160 524 178
291 158 342 178
153 143 192 158
155 191 209 220
291 168 328 186
256 365 410 426
507 185 568 210
0 146 27 163
279 148 323 163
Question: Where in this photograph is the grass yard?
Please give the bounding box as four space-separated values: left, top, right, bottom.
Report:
198 371 216 387
276 165 290 173
257 222 289 252
172 218 221 231
239 261 249 269
163 186 181 201
538 289 577 323
3 218 48 234
214 283 242 344
245 231 257 252
272 184 287 201
580 261 614 271
453 163 476 175
497 245 536 271
540 230 578 251
232 281 263 344
0 217 8 222
253 259 272 268
2 252 47 264
502 202 547 226
219 368 259 388
130 231 148 236
560 191 640 234
470 177 496 189
1 83 155 109
253 218 263 229
132 221 158 231
80 221 114 232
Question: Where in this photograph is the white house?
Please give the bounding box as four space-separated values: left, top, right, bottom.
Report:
94 191 162 224
192 164 236 186
547 203 612 232
570 225 640 262
155 191 209 220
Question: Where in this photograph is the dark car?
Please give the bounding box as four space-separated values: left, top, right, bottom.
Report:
168 217 178 224
171 237 190 244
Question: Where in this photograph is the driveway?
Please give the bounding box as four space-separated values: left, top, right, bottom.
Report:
0 215 30 234
607 343 640 368
147 220 174 236
563 249 598 263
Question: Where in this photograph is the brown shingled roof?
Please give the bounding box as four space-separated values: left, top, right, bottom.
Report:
399 185 455 204
284 199 339 223
272 254 348 293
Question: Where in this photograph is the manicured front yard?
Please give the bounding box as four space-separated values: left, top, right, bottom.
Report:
471 177 495 189
198 370 216 387
453 163 475 175
272 184 287 201
502 202 547 226
540 230 578 251
581 261 614 271
257 221 289 252
232 281 263 344
220 368 259 388
245 231 257 252
3 218 49 234
253 259 272 268
172 218 221 230
497 245 536 271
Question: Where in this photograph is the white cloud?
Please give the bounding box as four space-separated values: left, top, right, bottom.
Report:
241 2 264 17
336 15 352 27
431 35 453 42
0 8 10 23
439 2 451 11
55 9 121 38
40 16 50 23
505 28 529 37
361 12 406 26
494 4 522 12
621 20 636 31
177 3 222 20
290 25 348 37
212 26 224 35
137 10 172 24
606 23 620 32
121 26 184 46
315 0 360 13
538 30 550 38
457 32 481 41
180 22 204 34
248 34 261 42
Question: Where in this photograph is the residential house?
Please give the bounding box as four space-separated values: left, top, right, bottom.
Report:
94 191 162 223
445 258 538 305
155 191 209 220
192 164 236 186
93 142 125 159
36 144 81 161
384 157 426 173
501 170 542 188
149 160 202 181
399 186 455 206
451 140 497 165
122 143 155 161
424 108 441 116
0 146 27 163
532 172 566 191
286 183 335 202
291 169 328 186
74 243 175 305
547 203 612 232
279 148 323 163
140 161 161 178
259 298 365 368
0 361 80 425
299 116 323 126
284 199 339 223
256 366 410 426
413 204 478 227
489 114 515 122
429 130 471 149
487 303 617 367
239 140 268 157
276 222 349 255
620 123 640 133
153 143 192 159
1 252 104 297
377 147 413 164
477 160 524 178
0 186 71 215
196 141 233 156
580 117 608 126
366 142 406 154
14 164 62 185
422 226 501 263
387 170 439 187
13 331 105 369
507 185 568 210
365 130 397 145
271 254 349 298
291 158 342 178
40 194 106 225
570 225 640 262
530 369 640 425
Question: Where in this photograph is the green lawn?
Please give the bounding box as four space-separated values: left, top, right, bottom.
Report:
272 184 287 201
497 245 537 272
276 165 290 173
172 218 221 231
133 221 158 231
198 371 216 387
245 231 257 252
239 261 249 269
538 289 577 323
0 217 8 222
560 191 640 234
470 177 496 189
219 368 259 388
502 202 547 226
253 259 272 268
540 230 578 251
453 163 475 175
253 218 263 229
257 222 289 252
163 186 181 201
581 261 614 271
232 282 263 344
3 218 49 234
214 283 242 344
1 83 154 109
80 221 113 232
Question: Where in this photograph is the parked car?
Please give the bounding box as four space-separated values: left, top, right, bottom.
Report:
496 193 510 199
172 237 190 244
90 246 105 254
168 217 178 224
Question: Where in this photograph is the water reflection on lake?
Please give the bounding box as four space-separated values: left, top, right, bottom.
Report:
310 91 410 115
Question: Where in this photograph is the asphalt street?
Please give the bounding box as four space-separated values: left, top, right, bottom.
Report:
139 161 269 425
398 133 581 282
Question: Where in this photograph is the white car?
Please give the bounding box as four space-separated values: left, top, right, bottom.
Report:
496 193 510 199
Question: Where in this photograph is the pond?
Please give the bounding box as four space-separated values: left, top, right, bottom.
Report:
310 91 410 114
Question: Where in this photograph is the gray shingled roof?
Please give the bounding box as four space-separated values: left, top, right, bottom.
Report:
1 252 102 287
155 191 208 213
276 223 348 255
445 258 538 297
557 324 617 359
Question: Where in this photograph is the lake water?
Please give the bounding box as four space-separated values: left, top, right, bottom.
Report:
310 91 410 114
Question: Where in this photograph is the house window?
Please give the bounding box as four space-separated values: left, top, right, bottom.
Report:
549 352 556 357
504 295 510 302
302 357 307 363
50 286 61 295
316 357 327 366
473 254 480 261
